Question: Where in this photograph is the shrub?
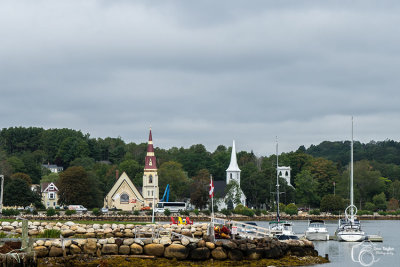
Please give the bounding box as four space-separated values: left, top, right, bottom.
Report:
133 210 140 216
255 209 261 216
220 208 232 217
261 210 268 215
193 209 199 216
92 208 101 216
309 209 320 215
378 211 387 216
46 208 56 217
233 204 254 217
180 210 190 216
38 229 61 238
202 210 211 216
117 211 131 216
164 209 171 216
284 203 298 216
145 209 153 216
2 209 20 216
364 202 376 212
358 210 373 215
241 208 255 217
65 209 76 216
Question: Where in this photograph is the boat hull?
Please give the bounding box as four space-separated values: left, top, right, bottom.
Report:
305 231 329 241
336 231 365 242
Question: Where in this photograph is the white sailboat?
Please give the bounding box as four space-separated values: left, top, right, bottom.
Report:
269 138 297 240
335 117 366 242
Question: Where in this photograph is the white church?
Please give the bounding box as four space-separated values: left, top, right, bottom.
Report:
214 140 247 210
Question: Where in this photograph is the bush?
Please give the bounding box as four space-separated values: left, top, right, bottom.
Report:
261 210 268 215
180 210 190 216
309 209 320 215
92 208 101 216
284 203 298 216
65 209 76 216
255 209 261 216
233 204 255 217
164 209 171 216
202 210 211 216
378 211 387 216
365 202 376 212
358 210 373 215
220 208 232 217
38 229 61 238
1 209 20 216
117 211 131 216
193 209 199 216
145 209 153 216
133 210 140 216
46 208 56 216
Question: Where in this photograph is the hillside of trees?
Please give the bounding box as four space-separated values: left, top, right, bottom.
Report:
0 127 399 212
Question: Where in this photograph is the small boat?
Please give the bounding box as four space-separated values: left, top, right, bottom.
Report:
335 118 366 242
305 219 329 241
244 222 258 234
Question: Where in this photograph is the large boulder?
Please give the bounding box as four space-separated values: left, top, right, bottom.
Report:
130 243 143 255
70 244 81 254
49 246 63 257
119 245 130 255
190 247 210 260
160 237 172 245
83 239 97 255
221 240 237 250
134 238 144 246
164 244 189 260
205 242 215 250
228 249 243 261
123 238 135 246
246 248 264 260
211 247 227 260
34 246 48 257
61 230 74 237
102 244 118 255
144 244 165 257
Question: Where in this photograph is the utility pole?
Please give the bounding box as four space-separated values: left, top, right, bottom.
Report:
0 175 4 215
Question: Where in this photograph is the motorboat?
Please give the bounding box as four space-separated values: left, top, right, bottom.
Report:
335 118 366 242
305 219 329 241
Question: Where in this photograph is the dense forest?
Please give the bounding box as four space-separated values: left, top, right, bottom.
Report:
0 127 399 212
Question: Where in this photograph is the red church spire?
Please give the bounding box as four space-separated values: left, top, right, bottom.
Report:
144 128 157 170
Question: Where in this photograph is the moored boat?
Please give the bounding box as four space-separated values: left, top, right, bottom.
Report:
305 219 329 241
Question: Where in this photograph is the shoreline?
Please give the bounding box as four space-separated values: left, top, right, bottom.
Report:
0 214 398 222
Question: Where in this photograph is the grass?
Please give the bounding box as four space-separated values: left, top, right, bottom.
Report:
37 229 61 238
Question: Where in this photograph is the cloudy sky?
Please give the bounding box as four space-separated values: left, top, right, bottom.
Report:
1 1 399 155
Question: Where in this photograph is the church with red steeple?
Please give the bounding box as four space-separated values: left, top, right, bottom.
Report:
142 128 159 207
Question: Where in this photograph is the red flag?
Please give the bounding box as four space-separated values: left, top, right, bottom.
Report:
209 178 214 198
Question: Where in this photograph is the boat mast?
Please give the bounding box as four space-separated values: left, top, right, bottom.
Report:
276 136 280 221
350 117 354 222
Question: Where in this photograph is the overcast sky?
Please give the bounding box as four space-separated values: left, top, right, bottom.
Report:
1 1 399 156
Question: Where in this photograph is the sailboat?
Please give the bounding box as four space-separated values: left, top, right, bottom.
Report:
335 117 366 242
269 138 297 240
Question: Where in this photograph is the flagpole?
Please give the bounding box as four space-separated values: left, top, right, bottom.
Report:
210 174 215 242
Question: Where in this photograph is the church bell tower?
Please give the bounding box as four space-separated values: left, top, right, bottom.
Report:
142 128 159 207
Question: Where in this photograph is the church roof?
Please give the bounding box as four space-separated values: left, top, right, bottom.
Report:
106 172 144 201
226 140 241 172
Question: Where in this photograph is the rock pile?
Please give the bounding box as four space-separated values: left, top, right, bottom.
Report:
0 221 208 239
32 236 318 261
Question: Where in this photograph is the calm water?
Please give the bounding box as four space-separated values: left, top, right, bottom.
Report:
255 220 399 267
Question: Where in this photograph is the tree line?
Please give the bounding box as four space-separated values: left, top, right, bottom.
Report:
0 127 399 212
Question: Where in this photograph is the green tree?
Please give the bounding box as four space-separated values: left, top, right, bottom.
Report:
225 180 242 207
388 180 400 200
57 166 100 208
294 170 320 207
284 203 298 215
7 156 26 173
118 159 141 185
40 173 60 184
70 157 96 170
372 192 387 211
320 194 345 213
158 161 190 201
11 172 32 185
190 169 210 210
4 178 39 207
387 198 399 211
56 137 90 166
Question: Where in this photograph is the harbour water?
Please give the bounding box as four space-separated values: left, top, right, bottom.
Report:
255 220 399 267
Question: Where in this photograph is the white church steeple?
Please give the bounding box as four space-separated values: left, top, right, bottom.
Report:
226 140 241 184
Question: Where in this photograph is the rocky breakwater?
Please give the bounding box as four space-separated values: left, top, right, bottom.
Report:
0 221 208 239
32 235 319 261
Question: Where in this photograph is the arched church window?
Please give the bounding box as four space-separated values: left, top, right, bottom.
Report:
149 158 153 166
285 171 289 176
230 173 233 179
149 175 153 184
120 193 129 204
279 171 282 176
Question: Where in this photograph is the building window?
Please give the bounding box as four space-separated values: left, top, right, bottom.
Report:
147 191 150 197
149 202 152 208
120 193 129 204
53 202 56 206
151 190 153 196
149 158 153 166
230 173 232 179
48 192 55 199
149 175 153 184
47 202 50 207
